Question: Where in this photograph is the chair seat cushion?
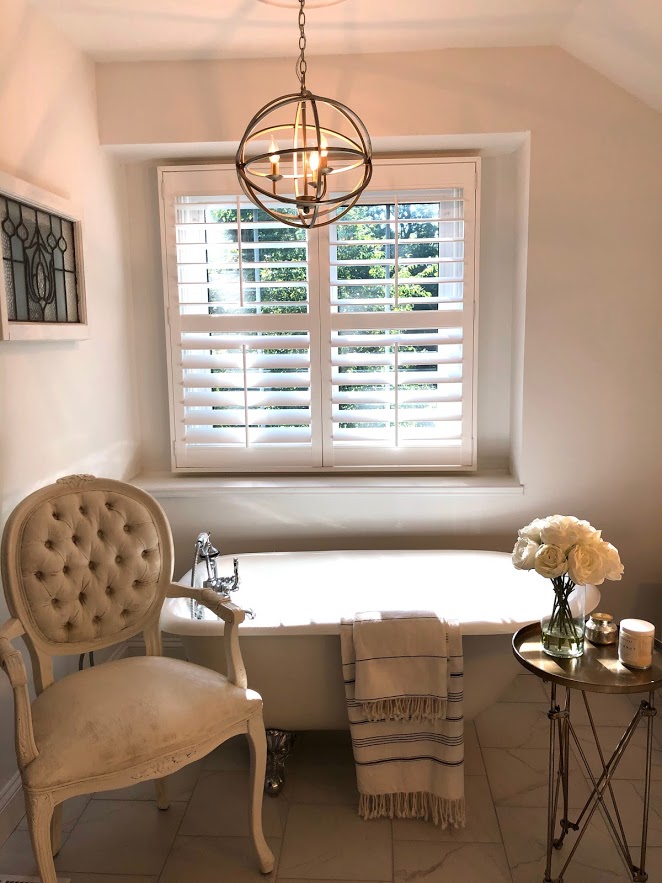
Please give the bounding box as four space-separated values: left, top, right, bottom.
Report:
25 655 262 790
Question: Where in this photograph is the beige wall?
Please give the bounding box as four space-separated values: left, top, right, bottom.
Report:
0 3 138 809
96 46 662 632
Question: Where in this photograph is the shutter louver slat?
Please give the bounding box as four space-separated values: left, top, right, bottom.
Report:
183 371 310 390
183 352 310 371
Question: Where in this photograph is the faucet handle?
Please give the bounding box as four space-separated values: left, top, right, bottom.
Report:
224 557 240 592
205 557 240 595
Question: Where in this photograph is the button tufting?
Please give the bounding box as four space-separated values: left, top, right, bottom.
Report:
105 503 112 510
63 565 70 574
133 579 140 587
35 571 43 580
79 592 86 603
97 530 104 539
121 609 129 617
115 555 122 564
52 512 59 520
45 540 53 549
64 621 73 629
106 586 114 596
88 561 96 571
142 550 149 558
72 535 78 545
123 524 131 533
92 615 101 624
51 598 59 607
79 506 87 515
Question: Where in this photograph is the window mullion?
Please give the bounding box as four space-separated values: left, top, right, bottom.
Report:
313 222 332 467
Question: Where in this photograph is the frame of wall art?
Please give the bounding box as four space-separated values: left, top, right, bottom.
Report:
0 170 88 341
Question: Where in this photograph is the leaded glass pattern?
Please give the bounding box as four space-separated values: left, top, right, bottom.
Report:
0 193 79 324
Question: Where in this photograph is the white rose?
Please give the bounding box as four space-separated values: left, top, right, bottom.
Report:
518 518 547 543
600 542 624 581
512 537 539 570
574 519 602 546
534 544 568 579
540 515 601 553
567 544 605 585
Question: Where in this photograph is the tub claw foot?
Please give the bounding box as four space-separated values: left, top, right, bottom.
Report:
265 729 296 796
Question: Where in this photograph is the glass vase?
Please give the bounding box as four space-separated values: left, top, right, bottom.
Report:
541 582 586 658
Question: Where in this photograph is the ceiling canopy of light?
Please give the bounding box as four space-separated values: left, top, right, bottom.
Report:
236 0 372 229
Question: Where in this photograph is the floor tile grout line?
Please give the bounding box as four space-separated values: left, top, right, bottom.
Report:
155 763 203 883
474 705 515 883
274 776 292 882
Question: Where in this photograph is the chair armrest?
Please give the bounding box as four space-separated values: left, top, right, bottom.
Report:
167 585 248 689
0 619 38 769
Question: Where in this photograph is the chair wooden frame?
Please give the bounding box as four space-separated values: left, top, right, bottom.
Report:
0 475 274 881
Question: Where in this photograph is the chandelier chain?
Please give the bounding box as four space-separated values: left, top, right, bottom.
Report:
296 0 307 91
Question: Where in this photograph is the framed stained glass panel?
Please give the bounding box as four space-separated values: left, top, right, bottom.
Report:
0 171 87 341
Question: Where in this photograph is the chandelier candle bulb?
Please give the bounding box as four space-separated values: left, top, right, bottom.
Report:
268 140 281 178
618 619 655 670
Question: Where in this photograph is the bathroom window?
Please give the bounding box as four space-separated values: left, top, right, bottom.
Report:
158 159 478 472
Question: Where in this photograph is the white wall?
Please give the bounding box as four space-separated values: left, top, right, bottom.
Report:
96 46 662 631
0 2 138 821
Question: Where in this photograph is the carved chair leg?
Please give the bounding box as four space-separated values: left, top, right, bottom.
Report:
246 715 275 874
155 777 170 811
51 803 63 856
265 728 296 797
26 791 58 883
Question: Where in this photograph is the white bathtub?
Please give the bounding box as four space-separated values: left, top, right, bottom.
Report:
161 550 599 727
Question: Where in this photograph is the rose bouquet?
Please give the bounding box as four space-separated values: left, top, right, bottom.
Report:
512 515 623 657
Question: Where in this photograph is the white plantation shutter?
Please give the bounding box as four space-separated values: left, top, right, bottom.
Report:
318 175 476 468
159 160 478 471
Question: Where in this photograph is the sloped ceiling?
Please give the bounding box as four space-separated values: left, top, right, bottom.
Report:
29 0 662 113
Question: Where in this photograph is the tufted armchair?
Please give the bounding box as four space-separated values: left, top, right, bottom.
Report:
0 474 274 882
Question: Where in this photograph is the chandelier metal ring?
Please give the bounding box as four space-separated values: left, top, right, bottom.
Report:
236 0 372 229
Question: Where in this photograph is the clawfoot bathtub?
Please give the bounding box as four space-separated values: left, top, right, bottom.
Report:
161 550 599 792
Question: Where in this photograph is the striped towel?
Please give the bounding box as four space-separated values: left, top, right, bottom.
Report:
341 611 465 826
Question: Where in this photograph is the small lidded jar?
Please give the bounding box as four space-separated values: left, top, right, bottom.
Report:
618 619 655 670
585 612 618 645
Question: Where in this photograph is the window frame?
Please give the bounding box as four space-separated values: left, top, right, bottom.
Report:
158 157 480 473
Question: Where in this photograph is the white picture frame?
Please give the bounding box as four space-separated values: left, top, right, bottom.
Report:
0 170 88 341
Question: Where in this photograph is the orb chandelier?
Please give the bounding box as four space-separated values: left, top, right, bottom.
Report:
236 0 372 229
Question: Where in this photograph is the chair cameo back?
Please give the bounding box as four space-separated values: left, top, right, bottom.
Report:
1 475 175 672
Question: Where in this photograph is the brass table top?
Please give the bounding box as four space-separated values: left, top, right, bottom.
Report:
513 622 662 694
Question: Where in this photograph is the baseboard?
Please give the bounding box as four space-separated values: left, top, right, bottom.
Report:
0 640 130 848
0 773 24 850
127 635 184 654
106 641 129 663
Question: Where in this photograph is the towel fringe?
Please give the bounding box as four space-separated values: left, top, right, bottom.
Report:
362 696 447 723
358 791 465 827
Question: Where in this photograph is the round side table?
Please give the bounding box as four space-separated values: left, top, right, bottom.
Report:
513 623 662 883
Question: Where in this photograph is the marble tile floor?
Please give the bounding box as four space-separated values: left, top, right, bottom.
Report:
2 674 662 882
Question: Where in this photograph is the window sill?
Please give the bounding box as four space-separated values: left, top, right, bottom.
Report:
131 471 523 497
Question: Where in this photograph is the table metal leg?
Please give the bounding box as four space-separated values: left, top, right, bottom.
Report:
543 687 657 882
545 683 572 881
635 691 657 882
545 682 557 882
553 688 578 851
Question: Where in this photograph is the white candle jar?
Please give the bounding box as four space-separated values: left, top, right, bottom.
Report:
618 619 655 670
